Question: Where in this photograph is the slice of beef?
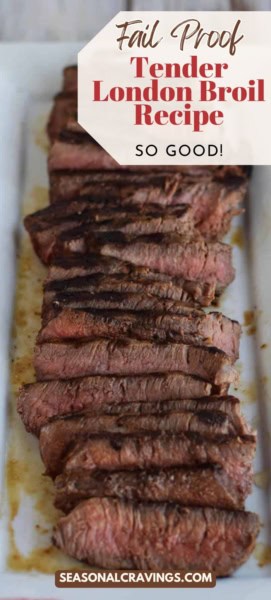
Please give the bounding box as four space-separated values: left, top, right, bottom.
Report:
62 65 77 92
49 170 183 202
45 256 216 307
48 136 120 171
17 376 218 435
38 306 241 359
25 197 192 234
47 92 77 142
39 401 253 476
84 232 235 289
45 273 213 306
44 229 234 291
24 201 194 264
47 253 136 282
54 465 247 513
34 339 238 384
43 273 215 317
59 432 255 485
53 498 259 574
42 292 214 325
49 171 247 240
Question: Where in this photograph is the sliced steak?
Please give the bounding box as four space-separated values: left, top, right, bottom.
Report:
39 400 253 476
59 432 255 485
38 306 241 359
24 202 195 264
34 339 238 384
83 232 235 289
42 293 213 326
45 256 216 307
49 170 183 202
49 173 247 239
48 136 121 172
54 465 247 512
17 376 218 435
44 273 213 305
25 197 193 233
53 498 259 574
47 253 136 282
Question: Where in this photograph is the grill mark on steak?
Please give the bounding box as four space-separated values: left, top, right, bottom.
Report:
18 377 222 435
57 432 256 486
42 291 213 326
48 169 247 240
34 339 238 384
44 272 210 306
39 402 253 477
54 465 247 513
87 232 235 288
38 305 241 359
45 258 216 307
52 498 260 574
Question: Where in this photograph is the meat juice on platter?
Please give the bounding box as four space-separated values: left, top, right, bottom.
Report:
17 63 259 575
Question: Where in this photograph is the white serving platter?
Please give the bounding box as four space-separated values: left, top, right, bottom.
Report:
0 43 270 599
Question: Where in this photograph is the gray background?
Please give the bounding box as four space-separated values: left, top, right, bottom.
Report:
0 0 270 41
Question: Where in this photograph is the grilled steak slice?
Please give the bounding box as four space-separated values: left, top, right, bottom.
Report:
17 376 218 435
45 273 213 305
50 230 234 289
58 432 255 484
24 202 195 264
62 65 77 92
88 232 235 289
47 253 137 281
39 400 253 476
54 465 247 512
47 92 77 142
49 170 185 202
53 498 259 574
48 136 122 171
49 172 247 239
38 306 241 359
25 198 193 234
42 293 214 327
45 256 216 307
34 339 238 384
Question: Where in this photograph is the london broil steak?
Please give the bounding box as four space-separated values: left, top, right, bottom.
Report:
16 61 257 576
18 376 219 435
34 339 238 384
53 498 259 575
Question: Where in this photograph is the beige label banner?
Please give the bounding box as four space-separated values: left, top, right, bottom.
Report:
78 11 271 165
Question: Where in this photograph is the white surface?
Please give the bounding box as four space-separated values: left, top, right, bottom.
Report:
0 42 270 598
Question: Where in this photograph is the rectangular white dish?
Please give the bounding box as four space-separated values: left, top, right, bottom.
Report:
0 43 270 599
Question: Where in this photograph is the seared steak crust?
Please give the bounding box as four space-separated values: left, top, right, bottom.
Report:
46 431 256 481
38 304 240 359
45 254 216 306
39 400 253 477
54 465 247 512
